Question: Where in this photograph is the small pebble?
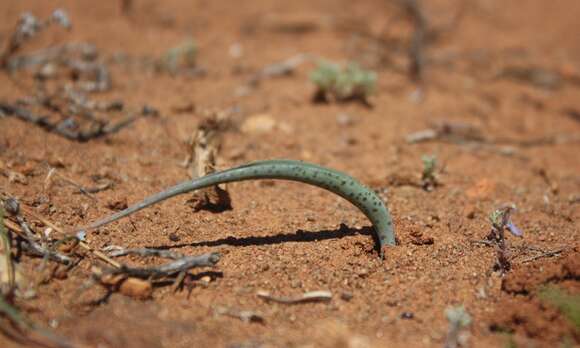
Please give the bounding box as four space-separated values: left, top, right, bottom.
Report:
4 197 20 215
336 113 354 126
400 312 414 320
357 268 369 278
340 291 353 301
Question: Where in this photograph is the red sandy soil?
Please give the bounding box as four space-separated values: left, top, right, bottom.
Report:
0 0 578 347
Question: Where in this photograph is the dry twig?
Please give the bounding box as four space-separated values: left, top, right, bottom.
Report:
521 247 568 263
0 206 15 296
256 290 333 304
1 10 159 143
400 0 428 83
406 121 580 148
0 9 71 68
8 201 120 268
0 102 153 142
2 198 72 265
0 203 75 348
109 252 220 279
103 246 185 260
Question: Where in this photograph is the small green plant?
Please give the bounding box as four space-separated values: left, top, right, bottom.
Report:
77 159 396 257
445 305 472 328
486 204 522 274
539 285 580 330
421 154 438 191
310 61 377 104
160 39 197 74
310 61 340 92
504 335 518 348
444 305 471 348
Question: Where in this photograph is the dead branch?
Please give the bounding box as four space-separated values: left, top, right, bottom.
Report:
1 197 121 268
0 9 160 145
0 10 71 68
0 206 15 296
103 246 185 260
4 42 94 71
0 203 77 348
400 0 428 83
2 198 73 265
112 252 220 279
406 121 580 148
45 168 96 201
0 102 151 142
521 247 568 263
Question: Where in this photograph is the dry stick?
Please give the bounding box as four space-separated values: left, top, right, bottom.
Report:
521 247 568 263
397 0 465 84
44 167 113 197
0 102 144 142
2 198 71 264
16 205 120 268
406 122 486 144
400 0 428 83
0 207 15 295
82 181 113 194
406 123 580 148
0 10 71 68
26 80 114 127
46 168 96 201
4 42 95 71
42 161 113 195
1 207 76 348
64 89 123 113
256 290 333 304
14 222 72 265
104 246 185 260
112 252 220 279
171 270 187 293
471 239 567 264
46 168 113 198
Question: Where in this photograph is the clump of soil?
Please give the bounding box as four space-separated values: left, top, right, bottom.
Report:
488 251 580 343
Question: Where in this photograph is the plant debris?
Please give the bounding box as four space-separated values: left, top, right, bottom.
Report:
0 9 159 142
186 112 232 212
256 290 333 304
214 306 265 324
